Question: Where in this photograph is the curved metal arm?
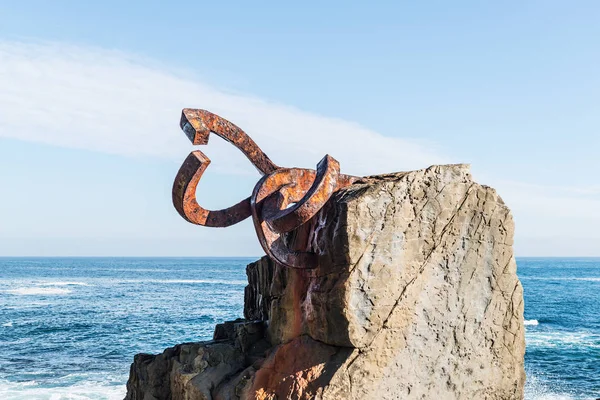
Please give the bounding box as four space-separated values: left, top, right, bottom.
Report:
172 109 279 227
180 109 279 175
172 151 252 227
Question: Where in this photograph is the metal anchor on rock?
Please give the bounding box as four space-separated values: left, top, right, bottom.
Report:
172 109 358 269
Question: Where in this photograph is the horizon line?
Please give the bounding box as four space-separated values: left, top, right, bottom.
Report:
0 255 599 259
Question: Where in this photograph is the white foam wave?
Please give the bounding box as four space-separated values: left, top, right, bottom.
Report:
524 372 578 400
526 330 600 349
524 319 539 326
2 321 13 327
121 279 247 285
523 277 600 282
105 268 171 273
0 379 125 400
1 337 33 345
525 391 577 400
4 302 51 309
39 281 92 287
572 277 600 282
6 287 71 296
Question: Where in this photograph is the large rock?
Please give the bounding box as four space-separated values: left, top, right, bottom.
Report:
126 164 526 400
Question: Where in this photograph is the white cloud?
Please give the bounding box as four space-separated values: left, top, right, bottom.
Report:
496 181 600 221
0 40 445 176
487 179 600 255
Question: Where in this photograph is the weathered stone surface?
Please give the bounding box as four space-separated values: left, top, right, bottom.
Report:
125 341 244 400
250 335 353 400
244 257 274 322
126 164 525 400
125 321 268 400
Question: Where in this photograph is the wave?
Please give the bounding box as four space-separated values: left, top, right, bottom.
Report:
522 277 600 282
0 337 33 346
524 319 539 326
120 279 247 285
0 379 125 400
524 372 579 400
2 321 13 327
526 392 577 400
104 268 172 272
3 302 51 309
6 287 72 296
38 281 92 286
1 279 246 287
526 330 600 349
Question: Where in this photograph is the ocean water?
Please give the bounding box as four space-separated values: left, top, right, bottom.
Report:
0 257 598 400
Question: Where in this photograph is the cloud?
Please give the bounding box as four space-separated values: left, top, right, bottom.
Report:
487 179 600 255
497 180 600 197
496 181 600 221
0 40 445 176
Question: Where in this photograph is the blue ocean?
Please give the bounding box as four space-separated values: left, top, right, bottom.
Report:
0 257 598 400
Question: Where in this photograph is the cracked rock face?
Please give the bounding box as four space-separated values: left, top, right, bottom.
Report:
126 164 525 400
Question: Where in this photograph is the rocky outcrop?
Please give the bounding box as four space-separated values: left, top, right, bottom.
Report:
244 257 274 322
126 164 526 400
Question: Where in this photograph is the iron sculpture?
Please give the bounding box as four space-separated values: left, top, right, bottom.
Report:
172 109 358 269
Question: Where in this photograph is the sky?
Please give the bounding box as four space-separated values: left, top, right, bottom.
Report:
0 1 598 256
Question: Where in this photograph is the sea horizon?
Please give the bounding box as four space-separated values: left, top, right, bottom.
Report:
2 256 599 259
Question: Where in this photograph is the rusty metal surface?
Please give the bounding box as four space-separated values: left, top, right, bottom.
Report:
265 155 340 234
172 151 252 227
180 109 278 175
172 109 359 268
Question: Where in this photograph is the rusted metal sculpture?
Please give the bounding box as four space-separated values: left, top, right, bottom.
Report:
172 109 358 269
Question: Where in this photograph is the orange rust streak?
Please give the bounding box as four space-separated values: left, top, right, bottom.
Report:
291 270 310 338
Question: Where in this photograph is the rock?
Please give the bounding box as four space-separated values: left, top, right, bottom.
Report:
125 341 244 400
126 164 526 399
244 257 274 322
125 321 268 400
250 335 353 399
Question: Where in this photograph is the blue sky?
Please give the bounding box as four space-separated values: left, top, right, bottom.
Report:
0 1 598 256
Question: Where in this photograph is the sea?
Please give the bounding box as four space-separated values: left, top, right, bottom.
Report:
0 257 598 400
